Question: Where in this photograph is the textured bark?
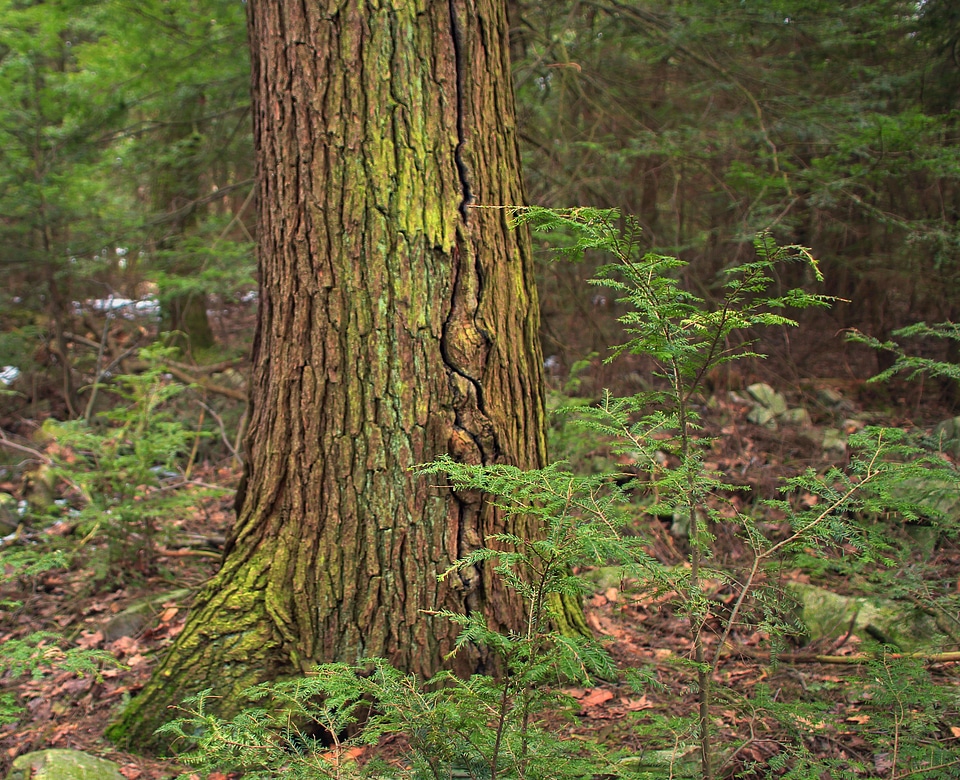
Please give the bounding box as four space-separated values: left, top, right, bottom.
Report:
111 0 556 751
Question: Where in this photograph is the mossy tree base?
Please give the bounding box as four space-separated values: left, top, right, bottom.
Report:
110 0 585 752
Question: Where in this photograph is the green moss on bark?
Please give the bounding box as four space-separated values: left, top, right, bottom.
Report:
110 0 583 754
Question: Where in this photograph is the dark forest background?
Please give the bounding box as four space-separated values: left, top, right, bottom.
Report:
2 0 959 409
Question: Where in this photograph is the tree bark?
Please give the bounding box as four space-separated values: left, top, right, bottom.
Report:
110 0 562 751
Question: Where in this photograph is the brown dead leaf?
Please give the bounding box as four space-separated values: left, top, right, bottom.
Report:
950 726 960 738
585 611 620 637
319 746 366 766
580 688 614 708
622 696 654 711
48 721 78 743
108 635 140 656
846 714 870 725
57 676 93 696
75 630 103 649
651 648 673 660
150 619 186 641
119 765 142 779
159 607 179 622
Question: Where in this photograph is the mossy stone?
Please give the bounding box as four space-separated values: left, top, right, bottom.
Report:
6 749 124 780
785 582 945 652
101 588 192 642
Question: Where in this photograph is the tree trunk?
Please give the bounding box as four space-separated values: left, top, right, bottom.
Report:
110 0 564 751
161 292 215 353
153 95 216 354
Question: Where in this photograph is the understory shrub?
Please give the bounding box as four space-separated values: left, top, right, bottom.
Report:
1 346 219 723
38 345 220 578
0 549 119 724
161 209 960 779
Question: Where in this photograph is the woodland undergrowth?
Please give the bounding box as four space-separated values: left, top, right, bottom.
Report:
1 209 959 778
152 209 960 779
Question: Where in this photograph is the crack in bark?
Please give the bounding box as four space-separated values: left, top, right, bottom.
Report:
448 0 474 223
441 6 493 466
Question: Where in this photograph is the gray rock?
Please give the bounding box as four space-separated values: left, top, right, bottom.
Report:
579 566 627 591
6 749 125 780
779 407 811 426
747 405 778 428
817 387 846 408
821 427 846 456
785 582 946 652
893 475 960 519
101 588 192 642
619 745 700 777
746 383 788 416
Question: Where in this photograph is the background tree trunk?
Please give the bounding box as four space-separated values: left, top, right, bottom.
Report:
153 97 216 353
110 0 560 750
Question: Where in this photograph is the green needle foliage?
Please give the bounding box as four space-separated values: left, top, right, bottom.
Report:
163 459 633 778
848 322 960 386
0 549 118 725
39 345 220 578
161 209 960 779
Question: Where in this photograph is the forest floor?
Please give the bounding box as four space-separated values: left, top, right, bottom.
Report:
2 332 960 778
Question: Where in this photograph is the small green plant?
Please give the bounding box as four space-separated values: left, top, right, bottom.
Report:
847 321 960 386
40 345 217 577
0 548 119 724
162 458 638 779
532 209 960 779
857 653 960 779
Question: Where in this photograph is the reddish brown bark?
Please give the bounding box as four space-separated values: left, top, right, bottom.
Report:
111 0 554 751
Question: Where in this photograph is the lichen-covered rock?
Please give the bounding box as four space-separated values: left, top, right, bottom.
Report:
785 582 946 652
779 407 811 426
747 404 778 428
821 427 846 456
620 745 700 777
746 382 787 415
6 749 125 780
934 416 960 459
101 588 192 642
894 474 960 519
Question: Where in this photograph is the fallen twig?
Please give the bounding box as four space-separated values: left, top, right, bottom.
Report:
724 644 960 666
198 400 241 465
158 363 246 401
0 429 52 465
156 547 223 559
